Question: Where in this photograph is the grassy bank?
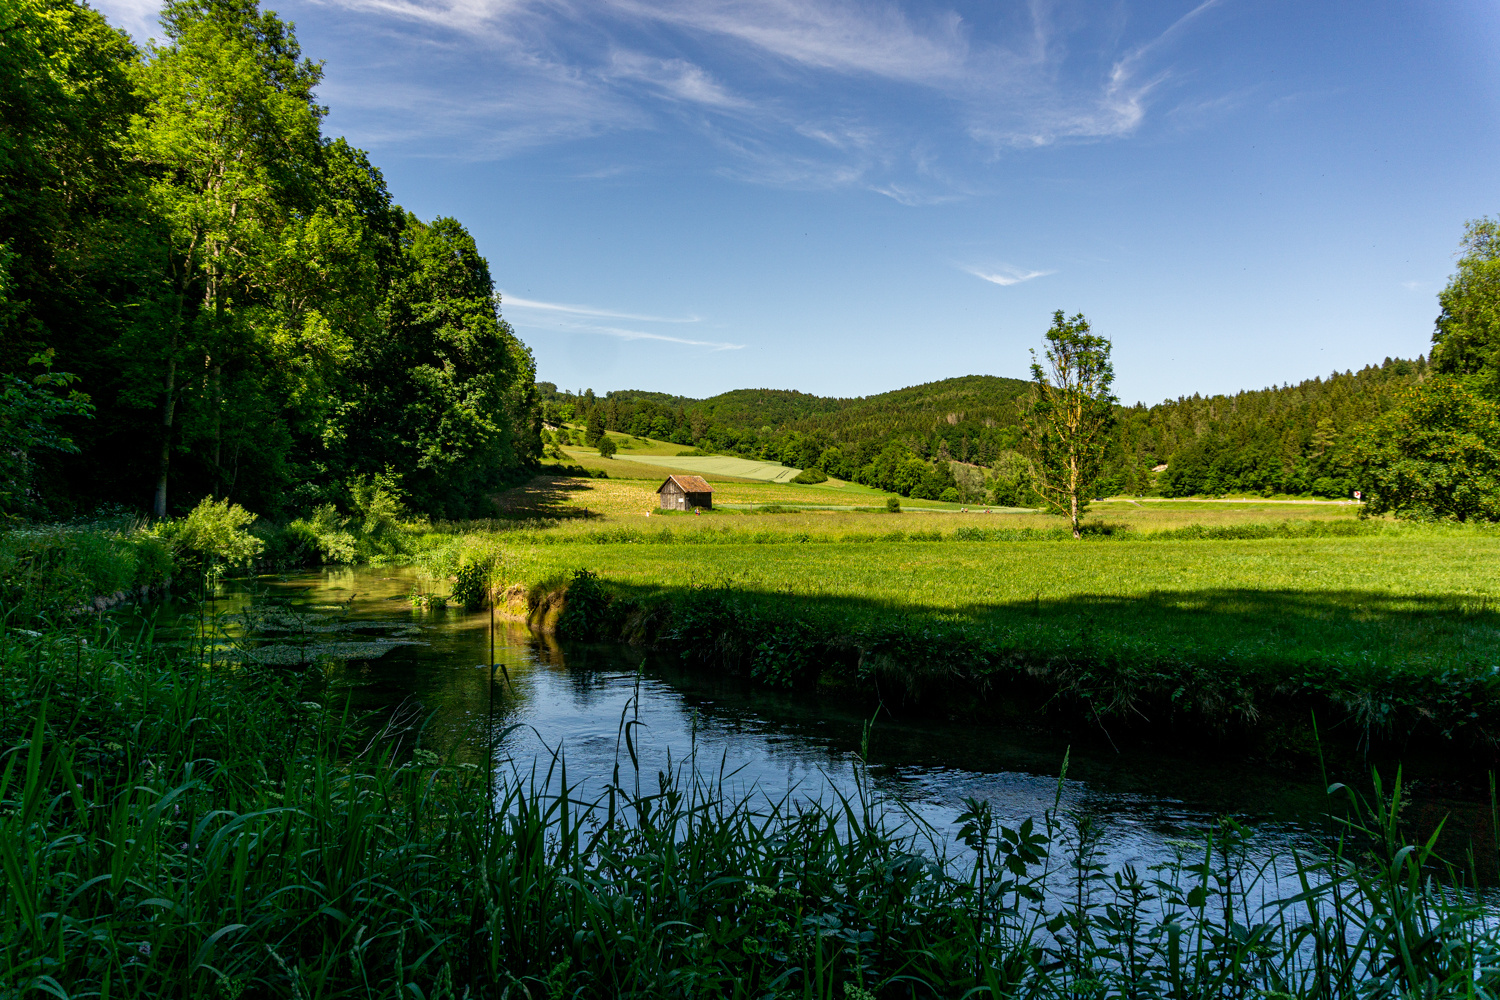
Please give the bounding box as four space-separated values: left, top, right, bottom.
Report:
435 527 1500 756
0 518 175 617
4 610 1500 998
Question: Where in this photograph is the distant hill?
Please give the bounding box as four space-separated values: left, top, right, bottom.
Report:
537 357 1429 501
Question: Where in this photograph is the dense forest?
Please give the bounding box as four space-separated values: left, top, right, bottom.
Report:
2 0 540 522
538 357 1431 503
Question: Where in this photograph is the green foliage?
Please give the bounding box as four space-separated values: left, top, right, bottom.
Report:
0 0 540 522
596 435 617 459
283 504 357 564
556 567 618 639
1354 375 1500 521
1350 218 1500 522
347 469 408 555
1026 311 1117 537
791 466 828 484
153 496 263 571
450 558 489 610
1432 216 1500 389
885 496 900 513
0 352 94 515
0 524 173 616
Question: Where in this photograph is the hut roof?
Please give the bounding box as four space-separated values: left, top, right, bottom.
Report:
657 475 713 494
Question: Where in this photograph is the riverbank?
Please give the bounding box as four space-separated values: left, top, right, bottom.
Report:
452 529 1500 763
3 602 1498 998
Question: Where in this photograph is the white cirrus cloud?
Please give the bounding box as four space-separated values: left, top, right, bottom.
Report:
572 323 745 350
501 294 703 324
92 0 1236 197
961 264 1055 286
606 51 750 109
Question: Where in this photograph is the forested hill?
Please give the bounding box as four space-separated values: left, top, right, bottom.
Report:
540 358 1429 501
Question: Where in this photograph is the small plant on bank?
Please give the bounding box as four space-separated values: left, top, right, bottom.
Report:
886 496 901 513
152 496 264 580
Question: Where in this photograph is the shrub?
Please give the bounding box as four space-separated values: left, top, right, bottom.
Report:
791 467 828 484
557 568 622 639
597 437 617 459
886 496 901 513
283 505 357 564
153 497 263 574
939 487 960 503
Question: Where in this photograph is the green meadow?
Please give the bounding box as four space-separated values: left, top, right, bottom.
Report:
425 470 1500 753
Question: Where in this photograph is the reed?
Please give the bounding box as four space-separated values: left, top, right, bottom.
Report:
2 607 1498 998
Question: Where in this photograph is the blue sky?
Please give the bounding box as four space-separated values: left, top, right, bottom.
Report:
100 0 1500 405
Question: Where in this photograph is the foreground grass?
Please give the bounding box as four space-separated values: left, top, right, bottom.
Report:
5 610 1500 998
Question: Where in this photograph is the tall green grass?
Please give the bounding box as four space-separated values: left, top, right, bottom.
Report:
4 605 1500 998
0 522 173 616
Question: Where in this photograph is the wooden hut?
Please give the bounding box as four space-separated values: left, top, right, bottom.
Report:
657 475 713 511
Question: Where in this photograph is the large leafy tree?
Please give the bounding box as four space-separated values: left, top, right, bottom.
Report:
1353 376 1500 521
1024 311 1116 538
1355 217 1500 521
345 216 537 518
1431 217 1500 390
123 0 324 515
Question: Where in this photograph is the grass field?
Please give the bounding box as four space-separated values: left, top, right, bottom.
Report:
492 472 1367 528
445 491 1500 748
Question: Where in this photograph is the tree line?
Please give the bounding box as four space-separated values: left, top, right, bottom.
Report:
537 358 1431 505
2 0 541 522
540 215 1498 520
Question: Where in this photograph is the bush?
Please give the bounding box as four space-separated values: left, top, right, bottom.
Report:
939 487 960 503
597 436 617 459
557 568 622 639
886 496 901 513
791 467 828 484
283 505 357 565
153 497 263 574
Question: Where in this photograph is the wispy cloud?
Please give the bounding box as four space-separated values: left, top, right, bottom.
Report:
501 294 702 323
606 51 750 109
95 0 1235 195
961 264 1054 286
500 295 740 348
568 323 745 350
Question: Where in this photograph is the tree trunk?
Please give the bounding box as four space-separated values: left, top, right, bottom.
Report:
153 352 177 518
1070 449 1081 539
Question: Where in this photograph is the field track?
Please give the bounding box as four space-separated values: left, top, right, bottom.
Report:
608 452 803 482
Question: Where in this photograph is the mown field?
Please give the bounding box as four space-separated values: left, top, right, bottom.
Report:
499 470 1364 523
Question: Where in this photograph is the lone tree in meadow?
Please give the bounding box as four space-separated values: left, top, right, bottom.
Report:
1024 311 1117 539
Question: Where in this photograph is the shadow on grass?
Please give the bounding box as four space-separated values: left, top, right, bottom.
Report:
585 577 1500 673
488 474 603 521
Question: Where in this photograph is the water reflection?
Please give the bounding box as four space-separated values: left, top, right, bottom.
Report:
138 566 1493 879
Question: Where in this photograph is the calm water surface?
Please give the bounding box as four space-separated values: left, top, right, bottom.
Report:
141 566 1492 877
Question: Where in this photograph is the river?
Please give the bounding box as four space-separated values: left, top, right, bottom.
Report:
136 565 1495 881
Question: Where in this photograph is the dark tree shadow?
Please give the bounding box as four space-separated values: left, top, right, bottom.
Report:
488 474 603 521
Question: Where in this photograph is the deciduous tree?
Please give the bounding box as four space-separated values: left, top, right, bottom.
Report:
1024 311 1116 538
